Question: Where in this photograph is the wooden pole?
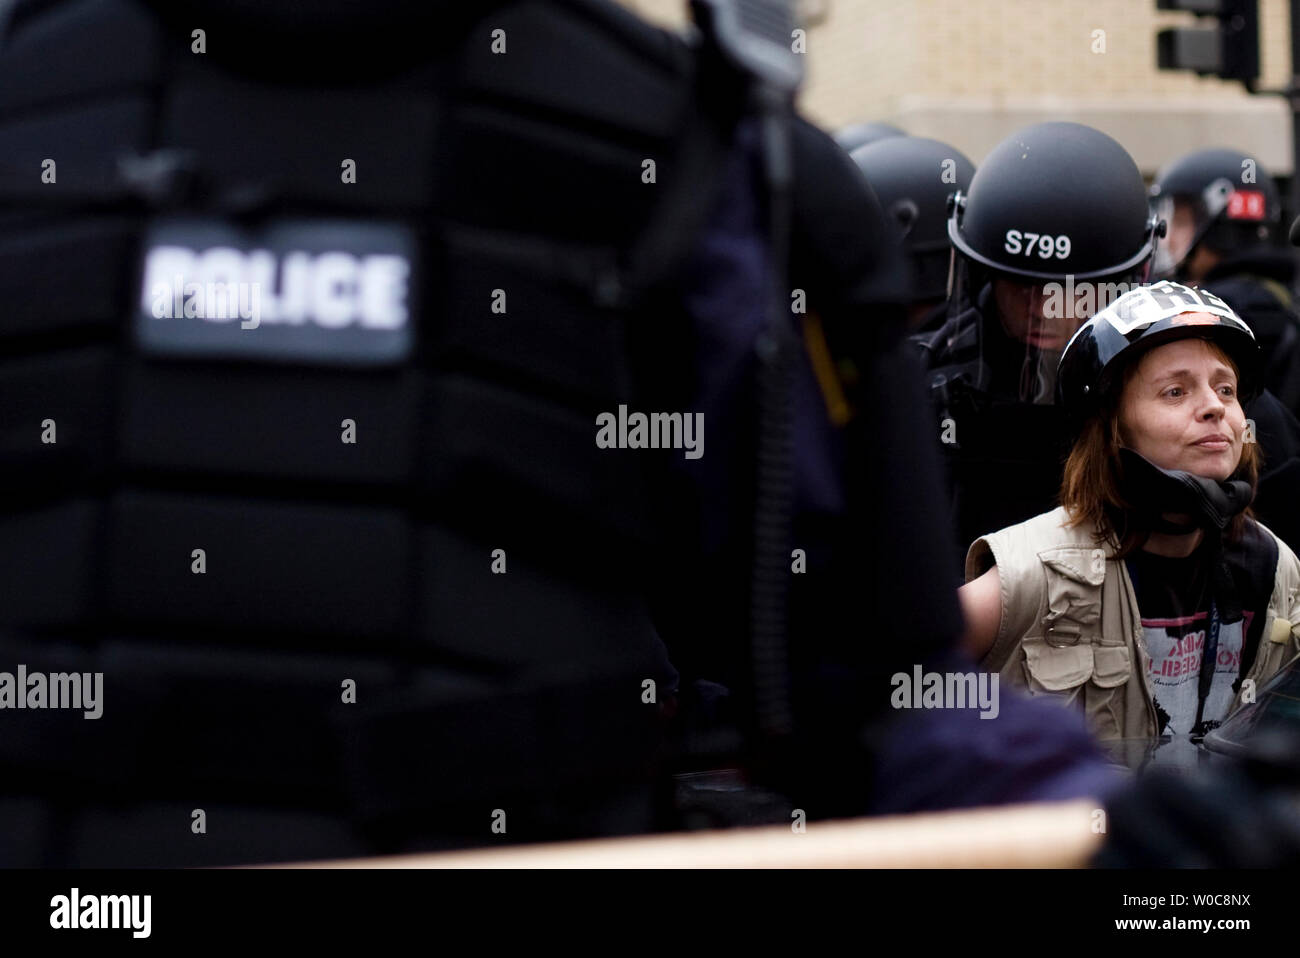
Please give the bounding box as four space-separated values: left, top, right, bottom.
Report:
281 799 1105 869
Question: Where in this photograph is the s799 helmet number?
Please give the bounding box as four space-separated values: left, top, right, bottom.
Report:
1004 230 1071 259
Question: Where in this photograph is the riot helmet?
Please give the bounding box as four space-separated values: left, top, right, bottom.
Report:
833 121 904 154
1058 279 1261 423
1150 148 1282 280
945 121 1164 405
850 136 974 303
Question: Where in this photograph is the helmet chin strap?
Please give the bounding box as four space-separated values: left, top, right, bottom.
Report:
1117 447 1253 534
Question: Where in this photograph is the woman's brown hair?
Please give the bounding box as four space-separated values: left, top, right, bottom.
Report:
1059 339 1260 558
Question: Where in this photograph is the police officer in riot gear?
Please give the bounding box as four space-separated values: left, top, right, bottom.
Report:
849 135 975 331
5 0 1062 864
919 123 1300 564
1 0 703 866
916 122 1163 560
1151 147 1300 414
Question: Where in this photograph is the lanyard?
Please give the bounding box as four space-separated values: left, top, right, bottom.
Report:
1194 598 1221 732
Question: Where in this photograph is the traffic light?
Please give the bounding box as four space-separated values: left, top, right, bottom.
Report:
1156 0 1259 87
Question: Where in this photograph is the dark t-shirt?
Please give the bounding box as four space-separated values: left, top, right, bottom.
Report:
1124 530 1273 735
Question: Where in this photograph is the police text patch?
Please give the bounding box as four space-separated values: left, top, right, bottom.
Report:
135 219 415 366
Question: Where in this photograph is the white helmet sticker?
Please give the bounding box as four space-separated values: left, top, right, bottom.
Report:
1090 280 1249 338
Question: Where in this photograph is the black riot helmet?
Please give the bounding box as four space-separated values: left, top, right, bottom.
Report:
850 136 975 300
833 121 904 154
1057 280 1261 424
1150 147 1282 278
948 122 1162 283
939 122 1164 406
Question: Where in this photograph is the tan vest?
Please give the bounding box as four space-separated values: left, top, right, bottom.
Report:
965 506 1300 741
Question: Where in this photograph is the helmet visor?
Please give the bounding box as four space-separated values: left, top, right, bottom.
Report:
985 273 1093 405
1150 193 1179 278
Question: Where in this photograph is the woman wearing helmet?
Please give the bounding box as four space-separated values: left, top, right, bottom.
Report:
960 280 1300 744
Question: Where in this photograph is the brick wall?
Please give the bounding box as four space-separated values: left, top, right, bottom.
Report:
615 0 1295 174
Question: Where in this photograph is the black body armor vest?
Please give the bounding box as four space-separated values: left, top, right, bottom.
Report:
0 0 732 864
